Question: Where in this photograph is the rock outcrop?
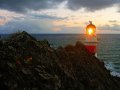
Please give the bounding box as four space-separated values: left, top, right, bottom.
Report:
0 31 120 90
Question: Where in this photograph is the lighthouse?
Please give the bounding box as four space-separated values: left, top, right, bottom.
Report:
84 21 98 56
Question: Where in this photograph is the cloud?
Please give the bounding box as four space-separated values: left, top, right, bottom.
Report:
0 16 7 25
0 17 83 34
0 9 69 34
98 24 120 31
0 16 5 19
67 0 119 11
30 14 67 20
0 20 45 34
0 0 64 13
53 25 83 34
0 9 26 25
0 0 119 13
109 20 117 23
0 17 62 34
0 18 7 25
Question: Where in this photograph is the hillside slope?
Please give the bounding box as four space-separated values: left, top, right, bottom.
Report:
0 31 120 90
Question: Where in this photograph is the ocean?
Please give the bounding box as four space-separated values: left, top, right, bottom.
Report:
1 34 120 77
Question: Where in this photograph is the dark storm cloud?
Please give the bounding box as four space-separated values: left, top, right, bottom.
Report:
0 0 65 13
66 0 118 11
0 0 119 13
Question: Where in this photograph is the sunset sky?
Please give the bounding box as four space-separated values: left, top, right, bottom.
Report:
0 0 120 34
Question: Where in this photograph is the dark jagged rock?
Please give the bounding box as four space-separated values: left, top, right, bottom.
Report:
0 31 120 90
0 35 3 47
0 40 3 47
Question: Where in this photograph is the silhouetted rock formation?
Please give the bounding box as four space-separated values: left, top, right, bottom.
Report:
0 31 120 90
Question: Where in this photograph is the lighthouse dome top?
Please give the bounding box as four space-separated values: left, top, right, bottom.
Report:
86 21 96 29
86 21 96 35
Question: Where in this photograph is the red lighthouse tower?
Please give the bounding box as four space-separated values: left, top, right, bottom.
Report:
84 21 98 56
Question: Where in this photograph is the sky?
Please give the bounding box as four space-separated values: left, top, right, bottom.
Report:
0 0 120 34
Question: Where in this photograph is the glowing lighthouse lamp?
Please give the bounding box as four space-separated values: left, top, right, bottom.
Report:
84 21 98 56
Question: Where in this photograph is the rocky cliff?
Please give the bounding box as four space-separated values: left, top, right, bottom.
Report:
0 31 120 90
